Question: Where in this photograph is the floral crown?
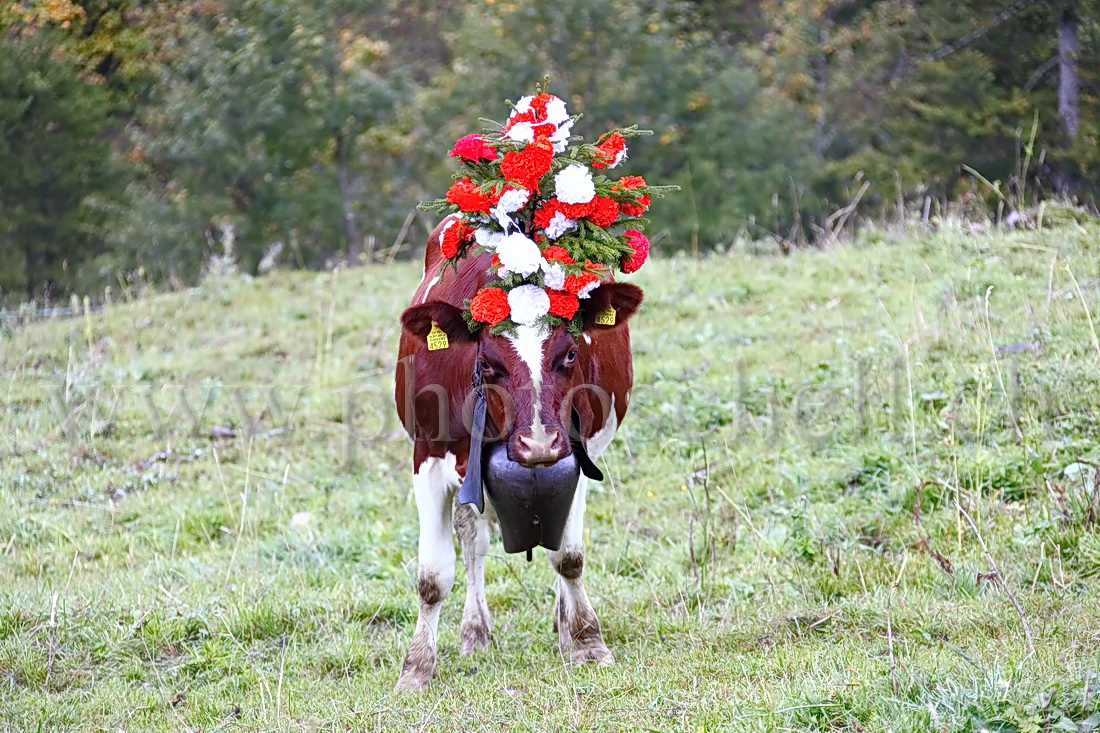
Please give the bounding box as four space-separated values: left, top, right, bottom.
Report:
419 82 674 335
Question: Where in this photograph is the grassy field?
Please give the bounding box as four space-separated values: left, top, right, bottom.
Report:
3 212 1100 731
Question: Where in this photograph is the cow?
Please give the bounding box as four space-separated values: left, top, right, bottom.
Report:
393 216 643 690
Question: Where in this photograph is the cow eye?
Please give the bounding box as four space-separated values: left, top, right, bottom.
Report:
478 358 493 376
563 349 578 366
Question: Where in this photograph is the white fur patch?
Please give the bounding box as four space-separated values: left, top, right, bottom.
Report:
404 453 459 681
419 276 441 304
505 325 548 439
585 395 618 460
412 454 460 575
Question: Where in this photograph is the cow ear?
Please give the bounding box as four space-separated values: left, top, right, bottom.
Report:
579 283 644 331
400 302 478 344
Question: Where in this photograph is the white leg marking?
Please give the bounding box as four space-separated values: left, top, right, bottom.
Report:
506 324 549 440
455 503 492 654
396 455 458 690
547 476 614 665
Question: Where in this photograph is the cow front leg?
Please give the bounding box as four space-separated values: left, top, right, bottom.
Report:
396 458 457 691
547 476 614 665
454 502 492 654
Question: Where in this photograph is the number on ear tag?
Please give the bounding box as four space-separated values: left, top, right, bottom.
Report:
427 322 450 351
594 304 616 326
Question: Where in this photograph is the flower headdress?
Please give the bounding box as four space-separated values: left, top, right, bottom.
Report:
419 81 674 335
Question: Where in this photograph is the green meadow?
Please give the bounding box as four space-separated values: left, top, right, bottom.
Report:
3 213 1100 731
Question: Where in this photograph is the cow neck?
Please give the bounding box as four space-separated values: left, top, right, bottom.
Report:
457 342 487 513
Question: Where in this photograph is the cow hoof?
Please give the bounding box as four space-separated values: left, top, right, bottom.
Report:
460 622 492 655
395 654 436 691
394 668 434 691
571 643 614 666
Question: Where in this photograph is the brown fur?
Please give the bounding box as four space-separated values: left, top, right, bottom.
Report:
417 572 445 606
552 549 585 580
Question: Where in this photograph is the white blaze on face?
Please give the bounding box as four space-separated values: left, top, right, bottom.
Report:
505 324 549 440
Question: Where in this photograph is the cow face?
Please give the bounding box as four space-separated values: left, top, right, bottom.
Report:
401 283 643 468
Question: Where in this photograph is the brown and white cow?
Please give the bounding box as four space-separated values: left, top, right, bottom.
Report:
393 216 643 690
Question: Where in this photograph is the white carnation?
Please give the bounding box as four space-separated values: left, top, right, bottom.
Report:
475 228 504 250
609 145 627 168
541 260 566 290
512 95 534 116
544 96 569 125
549 118 574 153
577 279 601 299
490 186 530 230
544 211 577 240
504 121 535 144
496 232 542 277
497 187 530 213
507 284 550 326
555 164 595 205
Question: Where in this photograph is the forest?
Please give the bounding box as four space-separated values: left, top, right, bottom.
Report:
1 0 1098 301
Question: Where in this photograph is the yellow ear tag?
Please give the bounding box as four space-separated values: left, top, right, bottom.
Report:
594 304 617 326
427 322 449 351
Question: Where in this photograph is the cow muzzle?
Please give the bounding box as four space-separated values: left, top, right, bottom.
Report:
511 426 568 468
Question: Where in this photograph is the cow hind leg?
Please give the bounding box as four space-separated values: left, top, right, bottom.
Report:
396 458 457 691
547 476 614 665
454 502 492 654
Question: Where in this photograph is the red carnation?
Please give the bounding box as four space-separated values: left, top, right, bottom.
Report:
449 134 497 162
551 197 618 227
621 229 650 274
469 287 510 324
535 198 567 231
547 289 580 319
500 140 554 191
564 270 600 296
586 196 620 228
557 199 594 220
592 133 627 169
541 245 574 265
529 93 555 119
502 112 559 140
613 175 651 216
502 109 535 136
446 177 492 213
439 219 475 259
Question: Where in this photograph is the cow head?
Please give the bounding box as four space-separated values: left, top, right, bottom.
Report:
401 283 643 468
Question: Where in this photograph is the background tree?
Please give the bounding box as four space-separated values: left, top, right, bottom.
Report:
111 0 405 281
2 0 1099 300
0 32 119 299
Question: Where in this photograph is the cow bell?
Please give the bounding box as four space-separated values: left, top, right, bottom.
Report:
482 441 580 555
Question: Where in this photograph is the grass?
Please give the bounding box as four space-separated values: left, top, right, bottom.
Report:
2 213 1100 731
